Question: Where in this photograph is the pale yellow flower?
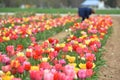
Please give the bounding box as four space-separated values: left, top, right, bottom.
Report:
69 63 77 67
42 57 49 62
17 52 25 57
92 63 96 68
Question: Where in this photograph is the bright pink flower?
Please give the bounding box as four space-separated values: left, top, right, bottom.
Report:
59 59 66 65
12 78 22 80
77 69 86 79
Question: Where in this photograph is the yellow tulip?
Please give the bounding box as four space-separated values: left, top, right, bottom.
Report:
69 63 77 67
79 63 86 69
67 56 76 63
11 24 14 27
26 48 32 52
17 52 25 57
31 66 39 71
92 63 96 68
85 40 91 45
74 67 80 73
59 43 65 47
68 46 72 52
42 57 49 62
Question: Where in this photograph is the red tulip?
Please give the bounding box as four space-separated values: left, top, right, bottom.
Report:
23 62 31 71
16 44 24 51
86 61 93 69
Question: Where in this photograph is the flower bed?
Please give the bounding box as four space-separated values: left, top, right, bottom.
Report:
0 15 79 52
0 15 112 80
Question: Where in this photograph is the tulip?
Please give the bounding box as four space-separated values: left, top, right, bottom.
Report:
2 65 11 73
77 69 86 79
17 66 24 74
86 61 93 69
86 69 93 77
44 70 53 80
79 63 86 69
23 61 31 71
12 78 22 80
30 70 43 80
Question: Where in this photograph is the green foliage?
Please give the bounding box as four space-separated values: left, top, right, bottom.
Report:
0 8 120 14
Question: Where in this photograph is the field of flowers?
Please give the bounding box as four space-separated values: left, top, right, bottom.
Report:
0 14 112 80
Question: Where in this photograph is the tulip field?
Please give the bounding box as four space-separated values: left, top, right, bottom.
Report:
0 14 113 80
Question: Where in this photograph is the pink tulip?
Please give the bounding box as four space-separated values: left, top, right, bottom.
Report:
2 55 10 64
64 65 75 79
6 45 15 56
59 59 66 65
44 70 53 80
76 46 83 54
77 69 86 79
17 66 24 74
2 65 11 73
30 70 43 80
12 78 22 80
39 62 51 69
62 46 68 52
86 69 93 77
30 36 36 42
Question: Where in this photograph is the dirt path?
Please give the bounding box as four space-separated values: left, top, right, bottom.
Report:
50 31 69 42
99 16 120 80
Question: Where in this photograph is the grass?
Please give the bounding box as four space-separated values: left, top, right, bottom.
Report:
0 8 120 14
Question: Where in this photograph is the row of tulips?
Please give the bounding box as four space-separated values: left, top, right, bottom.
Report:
0 15 79 52
0 15 112 80
0 15 78 42
0 14 58 28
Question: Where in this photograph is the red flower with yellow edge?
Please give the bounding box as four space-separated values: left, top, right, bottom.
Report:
86 61 93 69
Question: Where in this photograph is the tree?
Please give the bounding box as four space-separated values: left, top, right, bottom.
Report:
105 0 117 8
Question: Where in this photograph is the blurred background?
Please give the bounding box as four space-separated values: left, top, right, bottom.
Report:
0 0 120 9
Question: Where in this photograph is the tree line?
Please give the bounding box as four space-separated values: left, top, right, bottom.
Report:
0 0 119 8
